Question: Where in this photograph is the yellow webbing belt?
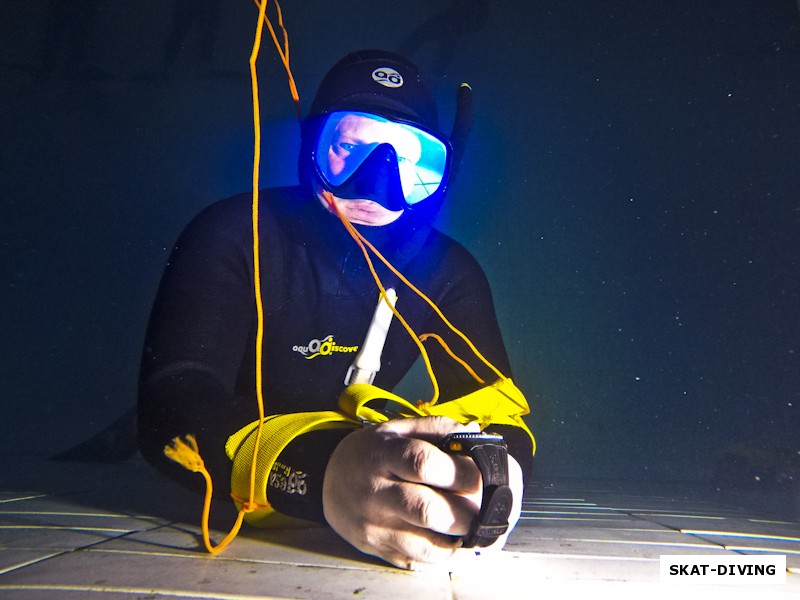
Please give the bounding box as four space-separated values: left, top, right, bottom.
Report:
225 412 358 526
226 378 535 526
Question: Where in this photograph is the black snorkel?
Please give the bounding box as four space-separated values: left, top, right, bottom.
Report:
448 82 474 185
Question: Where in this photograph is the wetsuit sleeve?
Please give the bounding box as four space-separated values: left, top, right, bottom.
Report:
265 428 350 522
137 200 258 496
138 197 356 521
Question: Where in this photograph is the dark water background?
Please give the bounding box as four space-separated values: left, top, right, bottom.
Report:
1 1 798 514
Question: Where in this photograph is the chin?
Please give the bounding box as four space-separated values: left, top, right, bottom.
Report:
319 193 403 226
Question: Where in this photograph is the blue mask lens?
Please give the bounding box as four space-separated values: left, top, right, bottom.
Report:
314 112 449 206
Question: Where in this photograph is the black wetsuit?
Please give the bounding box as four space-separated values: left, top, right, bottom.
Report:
138 186 532 521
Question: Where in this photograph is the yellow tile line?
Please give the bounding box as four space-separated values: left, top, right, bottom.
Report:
0 511 156 518
503 551 657 562
85 548 211 560
0 525 130 534
521 510 620 516
521 527 671 533
0 494 48 504
748 518 799 526
633 513 727 518
86 547 399 573
723 545 800 555
0 553 64 576
524 501 596 506
559 538 720 549
518 517 629 522
0 584 293 599
682 530 800 543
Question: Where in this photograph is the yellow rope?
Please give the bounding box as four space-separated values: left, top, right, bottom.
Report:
321 192 508 405
253 0 301 120
167 2 508 553
419 333 485 384
321 192 441 402
350 228 507 383
247 0 270 531
164 0 294 555
163 435 248 554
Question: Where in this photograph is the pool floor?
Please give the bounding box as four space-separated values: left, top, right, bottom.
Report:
0 456 798 599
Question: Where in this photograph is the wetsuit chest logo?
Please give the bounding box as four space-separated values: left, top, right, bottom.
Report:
292 334 359 360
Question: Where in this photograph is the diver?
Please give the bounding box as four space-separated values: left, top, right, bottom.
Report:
137 50 534 569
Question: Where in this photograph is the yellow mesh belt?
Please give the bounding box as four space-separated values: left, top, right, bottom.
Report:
225 412 358 526
226 378 535 526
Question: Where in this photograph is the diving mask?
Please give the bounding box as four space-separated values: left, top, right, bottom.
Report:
311 111 452 212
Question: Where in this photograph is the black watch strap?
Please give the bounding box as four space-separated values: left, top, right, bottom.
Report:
439 432 512 548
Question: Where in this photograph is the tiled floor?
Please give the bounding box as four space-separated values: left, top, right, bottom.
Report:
0 456 798 599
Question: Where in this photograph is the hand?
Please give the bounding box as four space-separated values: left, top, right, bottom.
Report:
322 416 483 569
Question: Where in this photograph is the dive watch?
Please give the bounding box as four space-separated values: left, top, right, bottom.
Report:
439 432 513 548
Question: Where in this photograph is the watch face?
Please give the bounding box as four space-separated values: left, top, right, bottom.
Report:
438 432 506 455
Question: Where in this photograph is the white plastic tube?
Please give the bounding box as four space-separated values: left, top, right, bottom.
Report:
344 288 397 385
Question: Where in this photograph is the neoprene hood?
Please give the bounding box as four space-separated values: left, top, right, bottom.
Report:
300 50 460 213
308 50 440 132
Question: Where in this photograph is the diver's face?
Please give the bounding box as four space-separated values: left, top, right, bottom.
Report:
318 113 420 226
